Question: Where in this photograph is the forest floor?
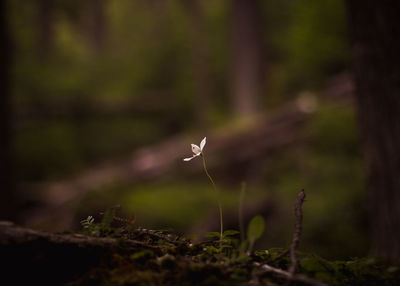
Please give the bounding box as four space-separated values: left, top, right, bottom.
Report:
1 207 399 286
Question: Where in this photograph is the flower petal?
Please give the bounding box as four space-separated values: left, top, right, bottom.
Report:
200 137 206 150
183 153 200 161
191 144 202 155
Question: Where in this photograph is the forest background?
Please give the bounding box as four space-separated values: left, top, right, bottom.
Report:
0 0 374 262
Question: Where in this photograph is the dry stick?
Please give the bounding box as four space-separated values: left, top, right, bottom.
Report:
270 190 307 267
288 189 306 276
257 190 326 286
0 221 159 250
270 249 289 263
260 264 328 286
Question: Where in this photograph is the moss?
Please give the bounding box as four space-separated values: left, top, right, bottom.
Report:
51 209 396 285
67 225 400 286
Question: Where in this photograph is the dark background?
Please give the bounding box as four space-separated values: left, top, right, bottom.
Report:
1 0 399 263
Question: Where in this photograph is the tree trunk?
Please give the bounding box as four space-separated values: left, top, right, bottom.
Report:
37 0 54 59
90 0 107 53
0 0 16 221
230 0 263 117
181 0 212 129
347 0 400 262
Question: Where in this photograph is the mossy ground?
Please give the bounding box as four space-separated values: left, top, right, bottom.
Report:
69 221 400 286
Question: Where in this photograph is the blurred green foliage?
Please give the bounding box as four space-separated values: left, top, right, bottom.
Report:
9 0 365 260
263 0 349 100
10 0 349 180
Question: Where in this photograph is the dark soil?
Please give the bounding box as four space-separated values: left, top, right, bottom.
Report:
1 220 399 286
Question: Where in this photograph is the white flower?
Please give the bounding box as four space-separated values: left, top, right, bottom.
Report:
183 137 206 161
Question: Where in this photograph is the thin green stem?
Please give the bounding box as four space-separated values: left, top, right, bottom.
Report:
201 153 223 242
239 182 246 243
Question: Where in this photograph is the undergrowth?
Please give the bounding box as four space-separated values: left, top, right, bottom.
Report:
74 204 400 286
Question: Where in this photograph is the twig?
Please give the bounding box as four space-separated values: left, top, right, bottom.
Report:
260 264 328 286
288 189 306 276
270 249 289 263
257 190 325 286
270 190 306 269
0 220 159 250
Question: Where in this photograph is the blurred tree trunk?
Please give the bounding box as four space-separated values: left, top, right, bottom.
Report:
0 0 16 221
90 0 107 53
347 0 400 262
181 0 212 128
37 0 54 59
230 0 263 117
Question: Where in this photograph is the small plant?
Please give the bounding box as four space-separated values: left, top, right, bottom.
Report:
203 229 241 262
237 182 266 255
183 137 265 254
183 137 224 242
80 215 94 229
246 215 265 253
80 215 101 236
80 205 134 237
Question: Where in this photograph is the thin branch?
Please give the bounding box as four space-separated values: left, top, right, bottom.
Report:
255 190 323 286
260 264 328 286
288 189 306 275
270 249 289 263
0 221 158 250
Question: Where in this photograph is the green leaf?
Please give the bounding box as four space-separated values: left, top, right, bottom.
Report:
223 229 240 237
206 245 220 254
205 232 221 238
247 215 265 241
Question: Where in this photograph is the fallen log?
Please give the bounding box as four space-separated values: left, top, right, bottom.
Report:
0 221 160 285
22 102 309 229
20 73 354 230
